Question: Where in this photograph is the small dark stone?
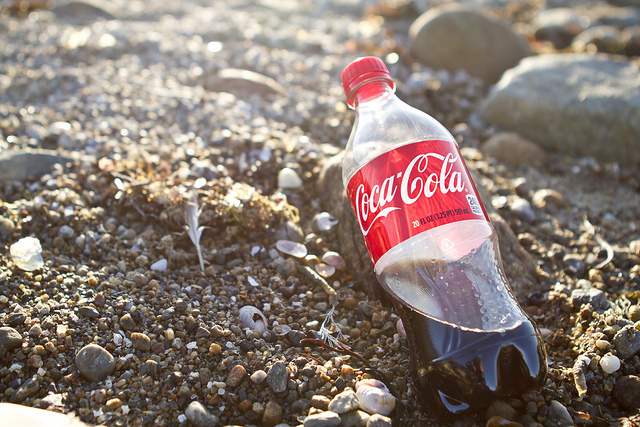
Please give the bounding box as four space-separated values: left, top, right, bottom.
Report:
75 344 116 382
613 375 640 409
7 312 26 327
0 327 23 358
10 375 39 403
267 361 288 393
78 306 100 318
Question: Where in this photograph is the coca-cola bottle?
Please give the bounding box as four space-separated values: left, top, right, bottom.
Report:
340 57 547 420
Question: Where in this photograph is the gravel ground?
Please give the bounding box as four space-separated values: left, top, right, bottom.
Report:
1 0 640 426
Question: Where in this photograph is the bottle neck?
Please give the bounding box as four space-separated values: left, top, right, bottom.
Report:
351 81 396 110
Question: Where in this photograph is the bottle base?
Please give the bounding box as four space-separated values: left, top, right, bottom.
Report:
393 299 548 421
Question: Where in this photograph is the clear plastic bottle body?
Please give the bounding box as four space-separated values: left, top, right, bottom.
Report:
342 67 547 419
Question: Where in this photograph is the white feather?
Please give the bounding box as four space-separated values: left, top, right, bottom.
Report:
185 191 205 272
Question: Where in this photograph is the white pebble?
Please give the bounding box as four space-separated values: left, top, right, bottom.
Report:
315 263 335 278
10 237 44 271
248 276 259 287
177 414 187 423
550 400 573 425
250 370 267 384
150 258 167 272
599 354 621 374
355 379 396 416
277 167 303 189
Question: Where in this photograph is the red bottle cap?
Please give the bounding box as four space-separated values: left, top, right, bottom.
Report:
341 57 395 108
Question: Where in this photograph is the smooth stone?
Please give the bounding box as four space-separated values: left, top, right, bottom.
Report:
51 1 117 25
57 225 75 240
328 389 359 414
119 313 137 331
226 364 247 387
340 410 370 427
563 254 586 276
613 325 640 359
0 216 15 240
267 361 288 393
78 306 99 318
550 400 573 425
10 375 39 403
274 220 305 243
480 54 640 166
203 67 288 97
613 375 640 408
0 150 73 183
304 411 342 427
185 401 220 427
509 197 536 223
150 258 167 272
277 167 303 189
366 414 393 427
482 132 547 168
485 400 518 422
131 333 151 351
250 369 267 384
0 327 23 358
409 4 531 83
531 8 589 49
0 402 89 426
262 401 283 427
571 286 610 311
75 344 116 382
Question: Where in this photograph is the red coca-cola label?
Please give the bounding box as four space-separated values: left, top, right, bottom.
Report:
346 140 489 266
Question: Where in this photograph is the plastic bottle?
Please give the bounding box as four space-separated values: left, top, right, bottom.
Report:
340 57 547 420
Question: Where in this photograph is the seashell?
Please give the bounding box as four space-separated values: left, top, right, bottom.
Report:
272 324 291 336
275 240 307 258
315 263 336 278
322 251 346 270
600 353 620 374
239 305 268 333
355 378 396 416
313 212 339 232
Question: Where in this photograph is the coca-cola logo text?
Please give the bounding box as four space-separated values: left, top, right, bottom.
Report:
354 152 465 236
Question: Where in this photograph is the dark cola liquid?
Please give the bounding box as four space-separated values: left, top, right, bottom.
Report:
393 298 547 420
378 236 548 420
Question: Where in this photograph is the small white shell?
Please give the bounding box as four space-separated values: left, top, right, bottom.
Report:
599 353 621 374
239 305 268 333
272 324 291 336
275 240 307 258
396 319 406 338
355 378 396 416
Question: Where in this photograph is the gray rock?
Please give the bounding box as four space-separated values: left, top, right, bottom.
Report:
482 132 547 168
0 150 73 183
531 8 589 49
52 1 117 26
613 325 640 359
613 375 640 409
509 197 536 223
203 68 288 97
10 375 39 403
304 411 342 427
328 389 360 414
78 306 99 318
572 26 625 54
571 286 610 311
0 402 88 426
274 220 304 242
479 54 640 166
340 410 370 427
75 344 116 382
0 216 15 241
409 4 531 83
267 361 288 393
0 327 23 358
185 401 219 427
563 254 586 276
366 414 393 427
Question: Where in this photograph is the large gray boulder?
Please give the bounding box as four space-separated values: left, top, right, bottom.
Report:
409 4 531 83
479 53 640 166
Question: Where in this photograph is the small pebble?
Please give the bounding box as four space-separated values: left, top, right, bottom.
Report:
278 167 303 189
150 258 167 271
304 411 341 427
550 400 572 425
185 401 219 427
0 327 23 357
9 237 44 271
262 401 283 427
366 413 393 427
328 389 359 414
251 369 267 384
131 332 151 351
75 344 116 382
613 375 640 409
267 361 288 393
227 364 247 387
